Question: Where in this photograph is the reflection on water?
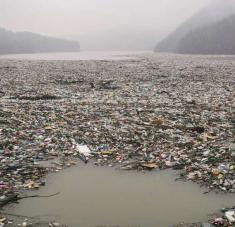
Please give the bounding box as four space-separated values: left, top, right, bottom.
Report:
8 162 235 227
0 51 148 61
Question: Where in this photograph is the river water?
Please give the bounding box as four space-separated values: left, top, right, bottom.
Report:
0 51 146 60
6 162 235 227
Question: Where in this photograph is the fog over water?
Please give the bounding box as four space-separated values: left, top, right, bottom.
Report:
0 0 213 50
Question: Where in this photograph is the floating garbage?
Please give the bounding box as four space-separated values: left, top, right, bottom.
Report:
0 54 234 225
0 55 234 196
76 145 91 163
225 210 235 223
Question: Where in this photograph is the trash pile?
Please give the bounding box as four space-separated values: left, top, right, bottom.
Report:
0 55 234 200
175 206 235 227
0 215 67 227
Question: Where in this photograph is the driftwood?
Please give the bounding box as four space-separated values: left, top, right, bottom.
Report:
0 192 60 208
18 192 60 200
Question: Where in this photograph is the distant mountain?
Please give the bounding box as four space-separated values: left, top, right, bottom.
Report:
155 0 235 53
0 28 80 55
176 15 235 55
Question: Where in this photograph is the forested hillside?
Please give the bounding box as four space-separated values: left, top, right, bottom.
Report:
176 15 235 55
0 28 79 54
155 0 235 54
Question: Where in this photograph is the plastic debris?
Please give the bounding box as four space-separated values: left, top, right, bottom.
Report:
0 54 234 226
76 145 91 163
225 210 235 223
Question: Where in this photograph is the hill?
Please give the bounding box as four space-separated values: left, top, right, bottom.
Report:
155 0 235 53
176 15 235 55
0 28 79 55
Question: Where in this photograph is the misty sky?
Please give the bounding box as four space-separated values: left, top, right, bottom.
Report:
0 0 212 50
0 0 212 36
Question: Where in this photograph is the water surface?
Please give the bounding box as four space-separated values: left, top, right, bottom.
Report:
0 51 147 61
8 163 235 227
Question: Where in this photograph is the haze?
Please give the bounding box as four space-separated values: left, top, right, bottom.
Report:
0 0 212 50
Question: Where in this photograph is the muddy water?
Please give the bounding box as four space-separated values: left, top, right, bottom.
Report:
7 162 235 227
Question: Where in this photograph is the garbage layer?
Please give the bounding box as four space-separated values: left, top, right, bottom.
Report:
0 54 234 226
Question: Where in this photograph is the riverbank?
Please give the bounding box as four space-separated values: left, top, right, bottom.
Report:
0 53 234 226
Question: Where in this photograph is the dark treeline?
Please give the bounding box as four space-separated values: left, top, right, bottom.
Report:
176 15 235 55
0 28 80 55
